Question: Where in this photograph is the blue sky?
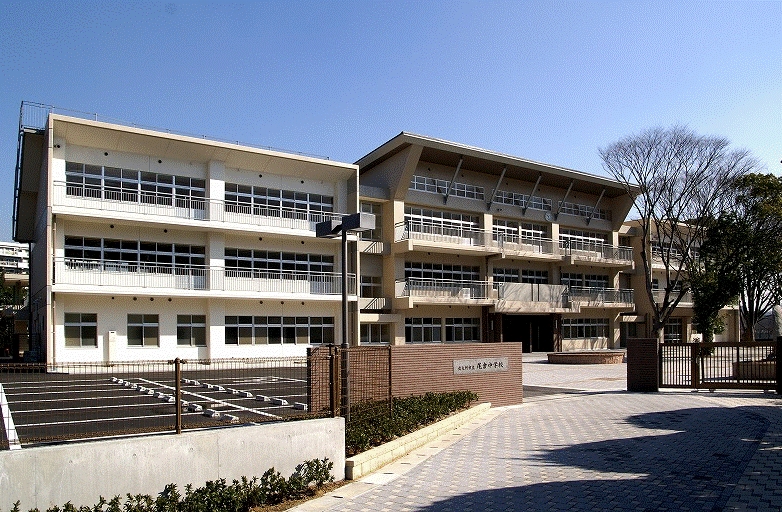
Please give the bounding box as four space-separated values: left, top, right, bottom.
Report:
1 0 780 242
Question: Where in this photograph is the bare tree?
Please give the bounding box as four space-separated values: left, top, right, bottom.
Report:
600 126 758 341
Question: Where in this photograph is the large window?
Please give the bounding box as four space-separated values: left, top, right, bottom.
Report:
224 184 333 220
521 270 549 284
560 229 609 247
664 318 683 342
360 275 382 298
404 207 479 234
65 162 205 208
492 219 518 242
177 315 206 347
405 317 442 343
445 318 480 342
224 316 334 345
493 190 552 211
493 268 519 284
405 262 479 282
64 237 205 272
562 318 609 340
224 249 334 276
64 313 97 347
410 175 485 200
359 202 382 241
127 315 159 347
360 323 391 345
558 201 611 221
561 273 608 288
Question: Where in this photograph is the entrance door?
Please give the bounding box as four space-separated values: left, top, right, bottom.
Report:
502 315 554 353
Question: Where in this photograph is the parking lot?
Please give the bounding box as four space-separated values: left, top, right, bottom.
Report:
0 360 315 448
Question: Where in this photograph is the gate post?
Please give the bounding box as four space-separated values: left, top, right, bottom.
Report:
627 338 659 392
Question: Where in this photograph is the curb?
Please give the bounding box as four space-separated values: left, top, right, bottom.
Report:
345 402 491 480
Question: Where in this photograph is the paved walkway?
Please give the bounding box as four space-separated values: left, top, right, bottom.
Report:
293 353 782 512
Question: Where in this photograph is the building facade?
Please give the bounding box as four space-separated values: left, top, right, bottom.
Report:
14 109 360 363
0 241 29 276
356 133 638 352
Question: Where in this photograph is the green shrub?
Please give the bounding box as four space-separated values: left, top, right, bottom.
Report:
346 390 478 456
5 458 334 512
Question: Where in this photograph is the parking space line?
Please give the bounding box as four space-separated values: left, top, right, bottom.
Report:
137 378 281 419
0 383 21 450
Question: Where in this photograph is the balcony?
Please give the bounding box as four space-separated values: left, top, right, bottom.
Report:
568 287 634 307
494 234 559 260
393 222 498 256
652 289 693 306
52 182 345 234
395 277 495 306
560 239 634 267
53 258 355 298
495 282 570 313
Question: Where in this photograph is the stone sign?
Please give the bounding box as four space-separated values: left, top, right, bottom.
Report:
453 357 509 375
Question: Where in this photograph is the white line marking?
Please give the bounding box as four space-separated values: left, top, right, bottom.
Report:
0 383 22 449
137 378 280 419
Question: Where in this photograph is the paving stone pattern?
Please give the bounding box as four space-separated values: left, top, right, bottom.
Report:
297 354 782 512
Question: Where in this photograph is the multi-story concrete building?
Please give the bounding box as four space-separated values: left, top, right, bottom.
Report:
0 241 29 276
14 106 360 364
355 133 639 352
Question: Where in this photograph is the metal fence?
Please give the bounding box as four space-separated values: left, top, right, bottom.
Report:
0 357 327 449
660 341 778 390
0 347 397 449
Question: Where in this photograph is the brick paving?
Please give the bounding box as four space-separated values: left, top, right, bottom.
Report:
293 353 782 512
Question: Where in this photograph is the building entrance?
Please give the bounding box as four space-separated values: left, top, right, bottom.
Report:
502 315 554 353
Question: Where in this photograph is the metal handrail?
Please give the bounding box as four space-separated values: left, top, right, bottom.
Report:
560 239 634 262
568 286 634 304
396 277 493 299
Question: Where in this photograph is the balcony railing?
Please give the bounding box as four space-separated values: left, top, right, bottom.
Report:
568 287 634 306
652 289 693 305
53 182 345 232
560 239 634 264
54 259 355 295
496 282 569 307
394 222 490 247
493 234 558 256
396 278 493 300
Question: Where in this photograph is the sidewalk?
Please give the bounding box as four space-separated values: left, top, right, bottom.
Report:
293 353 782 511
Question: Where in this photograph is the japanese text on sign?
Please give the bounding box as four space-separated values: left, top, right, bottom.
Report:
453 357 509 375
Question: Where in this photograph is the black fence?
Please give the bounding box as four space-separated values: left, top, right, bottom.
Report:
659 341 779 390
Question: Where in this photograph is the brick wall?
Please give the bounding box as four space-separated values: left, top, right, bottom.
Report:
390 343 524 406
308 343 525 412
627 338 659 392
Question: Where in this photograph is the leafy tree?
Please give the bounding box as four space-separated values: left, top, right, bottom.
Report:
601 126 758 341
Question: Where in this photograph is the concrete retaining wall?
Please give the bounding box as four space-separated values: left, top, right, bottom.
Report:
0 418 345 511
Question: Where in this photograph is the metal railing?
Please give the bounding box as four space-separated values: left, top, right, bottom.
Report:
396 278 494 300
494 234 558 256
652 289 693 305
0 357 321 448
53 181 345 231
560 239 634 263
54 259 356 295
394 221 489 247
660 341 778 390
569 287 634 305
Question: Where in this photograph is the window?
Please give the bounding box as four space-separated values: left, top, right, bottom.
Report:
360 323 391 345
404 207 479 236
521 270 548 284
360 275 382 298
445 318 480 342
127 314 159 347
558 201 611 221
664 319 683 342
64 313 97 347
224 249 334 277
405 262 479 282
562 318 609 339
224 316 334 345
64 237 205 273
359 202 382 241
65 162 205 208
224 183 333 220
410 175 485 200
560 229 609 247
493 190 553 211
493 268 520 284
492 219 518 242
177 315 206 347
405 318 442 343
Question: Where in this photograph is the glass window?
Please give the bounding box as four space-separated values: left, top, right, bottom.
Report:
127 314 159 347
177 315 206 347
405 317 442 344
445 318 481 342
64 313 97 347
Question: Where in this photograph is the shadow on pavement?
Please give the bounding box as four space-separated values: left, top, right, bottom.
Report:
415 405 775 511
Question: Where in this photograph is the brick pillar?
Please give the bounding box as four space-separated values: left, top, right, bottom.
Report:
627 338 659 392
